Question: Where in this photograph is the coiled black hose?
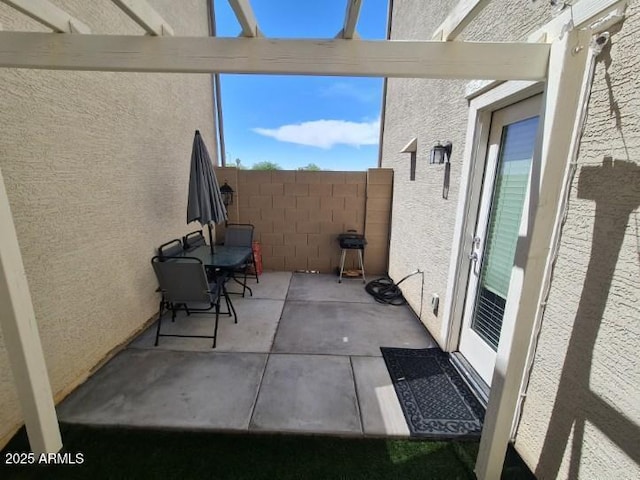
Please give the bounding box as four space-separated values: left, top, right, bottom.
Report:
365 270 424 307
365 277 405 305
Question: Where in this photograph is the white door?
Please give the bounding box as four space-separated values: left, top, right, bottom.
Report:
458 96 542 386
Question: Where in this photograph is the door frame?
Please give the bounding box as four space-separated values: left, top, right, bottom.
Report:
441 80 544 355
458 95 542 386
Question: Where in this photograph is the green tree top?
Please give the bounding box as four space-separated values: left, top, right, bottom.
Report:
252 161 282 170
298 163 321 171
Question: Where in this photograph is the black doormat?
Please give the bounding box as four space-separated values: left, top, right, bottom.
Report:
380 347 485 439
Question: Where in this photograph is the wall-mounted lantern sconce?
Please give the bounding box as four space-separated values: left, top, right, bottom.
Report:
429 141 453 165
220 181 234 207
429 141 453 199
400 137 418 181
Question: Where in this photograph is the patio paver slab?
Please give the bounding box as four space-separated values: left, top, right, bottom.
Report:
225 271 292 300
286 273 375 303
272 300 436 356
351 356 410 437
57 349 267 430
129 299 284 353
249 354 361 435
57 272 440 437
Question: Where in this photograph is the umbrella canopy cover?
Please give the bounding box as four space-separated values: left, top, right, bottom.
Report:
187 130 228 227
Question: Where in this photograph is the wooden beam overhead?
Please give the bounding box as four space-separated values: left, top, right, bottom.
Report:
228 0 261 37
340 0 363 39
434 0 627 43
0 0 90 34
528 0 628 41
0 32 550 80
111 0 173 36
432 0 491 41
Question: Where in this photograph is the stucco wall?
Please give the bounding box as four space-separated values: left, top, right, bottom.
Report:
0 0 215 446
383 0 639 478
381 0 551 345
514 5 640 478
381 0 464 344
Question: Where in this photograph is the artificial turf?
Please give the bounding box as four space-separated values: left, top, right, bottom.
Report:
1 424 534 479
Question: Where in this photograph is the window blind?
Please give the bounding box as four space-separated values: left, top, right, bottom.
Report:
472 116 539 350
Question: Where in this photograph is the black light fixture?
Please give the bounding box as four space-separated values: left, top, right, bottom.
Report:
220 181 234 207
430 141 453 165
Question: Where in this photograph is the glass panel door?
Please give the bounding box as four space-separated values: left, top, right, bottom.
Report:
458 95 541 386
471 116 539 350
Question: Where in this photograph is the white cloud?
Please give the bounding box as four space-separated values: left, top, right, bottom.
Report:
321 82 379 103
253 118 380 149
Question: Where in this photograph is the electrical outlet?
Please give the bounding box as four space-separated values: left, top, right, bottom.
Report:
431 294 439 314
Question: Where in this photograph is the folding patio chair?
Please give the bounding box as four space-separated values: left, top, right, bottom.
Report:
151 256 233 348
224 223 259 297
183 230 206 251
158 238 183 257
182 229 236 318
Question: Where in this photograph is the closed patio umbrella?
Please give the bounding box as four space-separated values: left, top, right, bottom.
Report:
187 130 227 254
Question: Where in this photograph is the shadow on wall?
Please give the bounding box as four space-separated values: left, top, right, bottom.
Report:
535 156 640 479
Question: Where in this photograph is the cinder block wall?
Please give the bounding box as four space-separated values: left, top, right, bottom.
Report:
364 169 393 274
214 168 393 275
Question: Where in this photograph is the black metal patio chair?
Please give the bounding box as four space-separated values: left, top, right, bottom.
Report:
224 223 259 297
158 238 183 257
182 229 238 320
151 255 235 348
183 230 206 251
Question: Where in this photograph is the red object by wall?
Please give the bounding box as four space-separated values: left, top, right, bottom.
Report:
251 241 263 276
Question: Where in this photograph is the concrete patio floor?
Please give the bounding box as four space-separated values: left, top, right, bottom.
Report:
57 272 437 437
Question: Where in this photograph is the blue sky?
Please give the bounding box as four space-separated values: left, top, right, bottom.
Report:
214 0 388 171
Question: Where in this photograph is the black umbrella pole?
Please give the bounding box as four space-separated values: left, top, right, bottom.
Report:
208 224 214 254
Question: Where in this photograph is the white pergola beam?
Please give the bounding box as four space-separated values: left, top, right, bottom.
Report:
432 0 491 41
528 0 628 41
340 0 363 39
228 0 261 37
0 165 62 455
0 0 90 34
0 32 550 80
111 0 173 36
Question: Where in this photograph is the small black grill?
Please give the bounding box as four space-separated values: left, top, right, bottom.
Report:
338 231 367 249
337 231 366 283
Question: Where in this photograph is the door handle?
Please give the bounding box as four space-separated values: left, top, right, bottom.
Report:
468 236 481 276
469 252 481 276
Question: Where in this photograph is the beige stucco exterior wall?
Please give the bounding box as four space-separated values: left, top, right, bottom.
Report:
381 0 551 345
514 5 640 478
0 0 215 447
381 0 465 345
383 0 639 478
